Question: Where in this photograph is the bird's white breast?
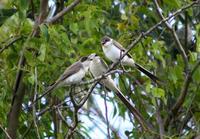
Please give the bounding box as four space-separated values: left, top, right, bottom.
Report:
102 43 132 65
90 59 106 77
102 43 121 62
64 69 86 85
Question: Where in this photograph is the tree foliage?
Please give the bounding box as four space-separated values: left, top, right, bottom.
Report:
0 0 200 138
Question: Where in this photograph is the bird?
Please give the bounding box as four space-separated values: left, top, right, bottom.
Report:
101 36 160 82
88 53 150 129
32 56 92 104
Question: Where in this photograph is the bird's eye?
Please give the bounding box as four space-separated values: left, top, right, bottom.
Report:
101 36 110 45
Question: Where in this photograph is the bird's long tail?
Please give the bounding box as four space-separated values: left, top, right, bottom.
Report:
123 58 160 82
114 87 152 130
103 77 152 130
135 63 160 82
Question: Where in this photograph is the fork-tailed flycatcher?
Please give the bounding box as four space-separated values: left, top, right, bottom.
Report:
33 56 91 103
88 53 150 129
101 36 160 82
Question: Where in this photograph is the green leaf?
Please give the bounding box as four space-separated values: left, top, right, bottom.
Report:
152 87 165 98
69 23 78 34
196 24 200 53
19 0 29 11
40 24 49 42
28 73 35 85
38 44 47 61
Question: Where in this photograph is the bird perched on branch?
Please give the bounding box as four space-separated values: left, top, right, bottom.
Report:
88 53 150 129
101 36 160 82
33 56 92 104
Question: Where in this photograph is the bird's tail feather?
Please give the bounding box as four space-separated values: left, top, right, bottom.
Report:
135 63 160 82
114 88 152 130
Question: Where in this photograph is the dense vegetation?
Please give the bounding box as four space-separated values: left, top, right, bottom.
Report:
0 0 200 138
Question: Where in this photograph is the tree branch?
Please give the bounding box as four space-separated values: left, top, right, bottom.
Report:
46 0 81 23
7 52 26 139
0 36 22 53
106 0 199 75
7 0 49 138
153 0 189 69
32 67 40 139
164 60 200 129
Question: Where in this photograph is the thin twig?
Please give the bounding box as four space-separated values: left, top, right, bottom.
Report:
0 124 12 139
0 36 22 53
103 92 111 139
66 87 80 139
79 69 123 85
153 0 188 69
32 67 40 139
56 107 70 127
153 0 200 130
46 0 81 23
164 60 200 128
22 122 34 139
155 99 164 139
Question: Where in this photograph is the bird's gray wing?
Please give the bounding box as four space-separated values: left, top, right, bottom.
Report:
32 61 83 105
59 61 83 82
113 40 132 58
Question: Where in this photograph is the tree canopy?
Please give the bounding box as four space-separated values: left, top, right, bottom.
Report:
0 0 200 138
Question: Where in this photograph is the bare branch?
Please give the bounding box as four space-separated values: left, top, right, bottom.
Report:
46 0 81 23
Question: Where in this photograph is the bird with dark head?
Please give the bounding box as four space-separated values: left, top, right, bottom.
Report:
101 36 160 82
32 55 91 104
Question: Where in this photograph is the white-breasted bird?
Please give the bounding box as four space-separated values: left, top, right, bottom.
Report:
101 36 160 82
34 56 92 103
88 53 149 129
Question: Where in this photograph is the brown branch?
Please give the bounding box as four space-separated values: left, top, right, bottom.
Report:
153 0 189 69
153 0 200 130
7 0 49 138
7 52 26 139
164 60 200 128
0 36 22 54
31 0 48 36
46 0 81 23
